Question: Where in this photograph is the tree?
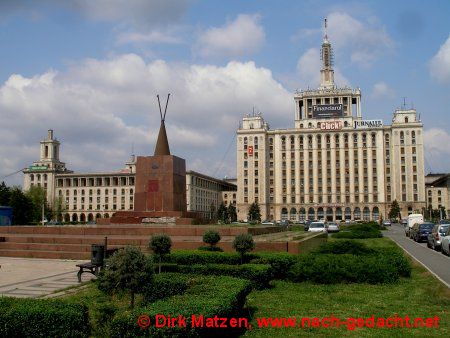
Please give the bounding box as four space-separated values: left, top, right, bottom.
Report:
53 196 66 222
0 181 10 206
203 230 221 250
228 204 237 223
149 234 172 274
388 200 401 221
248 202 261 223
216 202 229 224
8 187 34 225
98 246 153 309
232 234 255 264
25 185 50 223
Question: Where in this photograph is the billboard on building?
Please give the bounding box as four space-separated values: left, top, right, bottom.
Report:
313 104 343 118
354 120 383 129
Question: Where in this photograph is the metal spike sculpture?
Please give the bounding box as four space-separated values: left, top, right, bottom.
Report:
154 94 171 156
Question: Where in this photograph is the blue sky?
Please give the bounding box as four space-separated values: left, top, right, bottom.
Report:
1 0 450 186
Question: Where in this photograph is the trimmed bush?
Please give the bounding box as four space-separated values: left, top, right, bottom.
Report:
288 253 400 284
375 247 412 277
162 250 243 265
233 234 255 263
143 273 189 303
332 223 382 239
249 252 299 279
198 246 224 252
314 240 376 255
109 275 252 337
0 298 90 337
150 234 172 274
203 230 221 249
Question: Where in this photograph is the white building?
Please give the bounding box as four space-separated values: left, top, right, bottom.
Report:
23 131 236 222
236 23 425 222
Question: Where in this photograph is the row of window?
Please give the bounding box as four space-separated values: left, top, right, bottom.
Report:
56 176 134 188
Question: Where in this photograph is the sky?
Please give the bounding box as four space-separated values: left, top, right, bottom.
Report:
1 0 450 186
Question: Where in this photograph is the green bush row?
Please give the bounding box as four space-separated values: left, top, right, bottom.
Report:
143 273 189 303
160 250 298 279
0 297 90 338
109 275 252 337
288 253 400 284
332 223 383 239
314 240 376 255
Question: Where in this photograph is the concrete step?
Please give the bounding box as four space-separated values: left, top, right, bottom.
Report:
0 249 90 260
0 242 133 252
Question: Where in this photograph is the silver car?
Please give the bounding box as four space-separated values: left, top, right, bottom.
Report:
308 221 327 233
326 222 340 233
427 224 449 251
441 227 450 256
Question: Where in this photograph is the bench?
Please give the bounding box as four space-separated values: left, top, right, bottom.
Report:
76 262 101 282
76 236 122 282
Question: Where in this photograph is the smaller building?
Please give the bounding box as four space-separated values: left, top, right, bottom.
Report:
425 173 450 217
186 171 237 220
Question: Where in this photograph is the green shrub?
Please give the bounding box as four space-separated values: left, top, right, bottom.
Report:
333 223 382 239
203 230 221 249
177 263 272 289
143 273 189 303
314 240 376 255
162 250 243 265
288 253 399 284
150 234 172 274
249 252 299 279
0 298 89 337
233 234 255 263
374 247 412 277
109 275 252 337
198 246 224 252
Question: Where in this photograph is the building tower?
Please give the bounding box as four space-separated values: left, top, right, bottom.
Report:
319 18 335 90
23 130 70 207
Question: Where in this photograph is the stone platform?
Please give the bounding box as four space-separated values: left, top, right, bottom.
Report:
0 225 293 259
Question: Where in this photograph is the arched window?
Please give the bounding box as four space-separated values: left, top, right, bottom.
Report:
72 214 78 222
372 207 379 221
290 207 297 221
354 207 361 220
363 207 370 221
244 137 248 144
317 207 324 220
281 208 288 220
299 208 306 221
405 117 409 123
308 207 315 220
336 207 342 220
326 207 333 221
345 207 352 220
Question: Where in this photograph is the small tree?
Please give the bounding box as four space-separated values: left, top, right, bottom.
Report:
248 202 261 223
216 202 229 224
388 200 401 221
8 187 34 225
203 230 221 250
149 234 172 273
97 246 153 309
233 234 255 264
228 204 237 223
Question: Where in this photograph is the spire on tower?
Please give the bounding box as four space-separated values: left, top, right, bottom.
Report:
324 18 328 42
319 18 336 90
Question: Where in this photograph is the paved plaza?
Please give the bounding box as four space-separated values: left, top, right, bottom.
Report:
0 257 95 298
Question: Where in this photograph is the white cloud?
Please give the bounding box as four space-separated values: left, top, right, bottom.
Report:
296 48 350 89
424 128 450 172
429 35 450 83
195 14 265 59
326 12 394 67
0 55 291 186
116 30 183 45
370 81 395 99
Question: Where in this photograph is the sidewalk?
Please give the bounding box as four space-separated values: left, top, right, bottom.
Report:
0 257 95 298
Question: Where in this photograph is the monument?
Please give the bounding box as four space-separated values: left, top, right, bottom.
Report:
109 94 199 225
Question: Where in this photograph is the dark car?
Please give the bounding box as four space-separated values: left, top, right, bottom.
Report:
304 219 314 231
427 223 450 251
410 222 434 243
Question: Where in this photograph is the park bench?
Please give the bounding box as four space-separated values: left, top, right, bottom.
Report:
76 237 121 282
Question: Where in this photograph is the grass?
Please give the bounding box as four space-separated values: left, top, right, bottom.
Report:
244 237 450 337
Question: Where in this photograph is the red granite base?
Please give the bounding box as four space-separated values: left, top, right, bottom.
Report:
105 210 202 225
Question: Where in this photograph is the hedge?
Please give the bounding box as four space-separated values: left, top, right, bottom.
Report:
109 275 252 337
161 250 298 279
332 223 383 239
288 253 400 284
0 297 90 338
143 273 189 303
314 240 376 255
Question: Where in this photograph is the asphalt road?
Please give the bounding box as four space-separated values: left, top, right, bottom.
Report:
384 223 450 288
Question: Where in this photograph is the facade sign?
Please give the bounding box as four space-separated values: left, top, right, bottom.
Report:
354 120 383 129
313 104 343 118
320 121 343 131
29 165 48 170
248 146 254 156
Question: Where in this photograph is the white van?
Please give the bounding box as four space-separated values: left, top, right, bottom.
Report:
405 214 423 237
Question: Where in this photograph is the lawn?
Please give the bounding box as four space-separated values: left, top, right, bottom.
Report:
244 237 450 338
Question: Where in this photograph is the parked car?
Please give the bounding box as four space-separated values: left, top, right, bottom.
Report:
441 227 450 256
304 219 312 231
326 221 340 233
401 218 408 226
261 220 275 225
410 222 434 242
405 214 424 237
308 221 327 233
382 219 392 226
427 223 450 251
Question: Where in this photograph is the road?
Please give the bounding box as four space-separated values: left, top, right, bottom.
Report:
384 223 450 288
